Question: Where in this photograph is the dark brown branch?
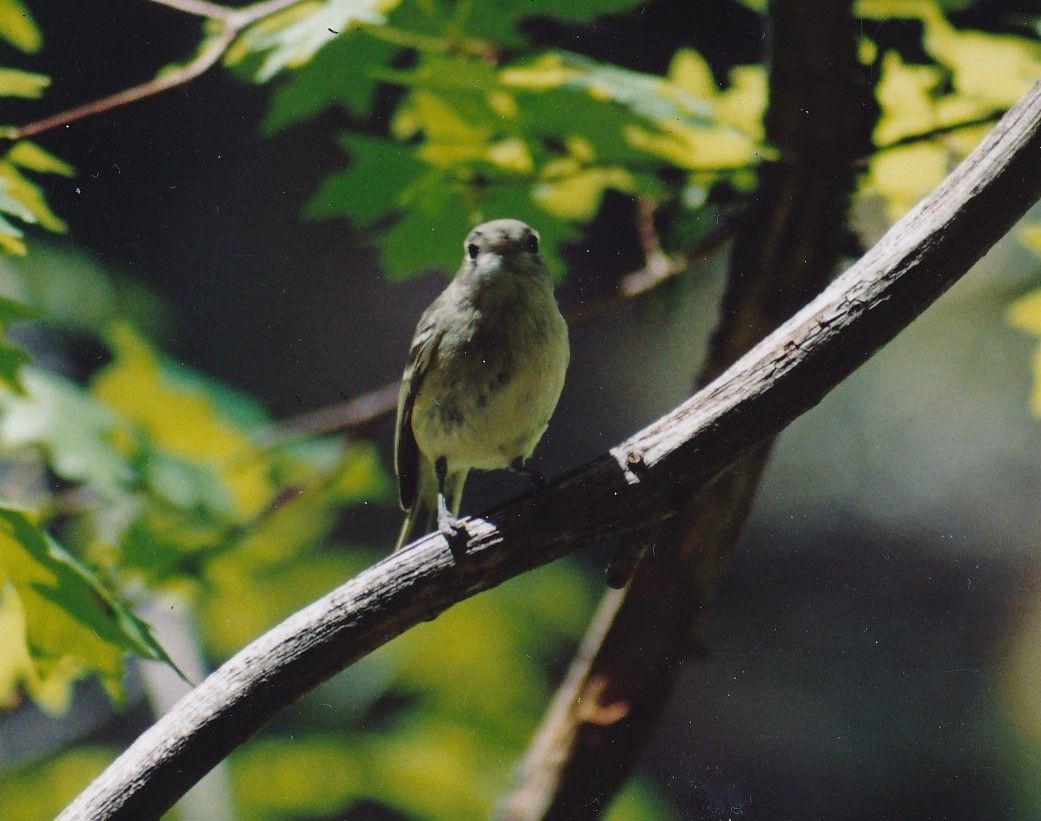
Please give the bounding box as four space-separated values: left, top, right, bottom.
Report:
58 78 1041 821
501 2 875 815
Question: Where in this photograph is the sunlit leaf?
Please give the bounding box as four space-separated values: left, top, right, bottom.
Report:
6 141 74 176
503 51 715 126
0 163 66 232
262 28 398 130
920 5 1041 109
0 0 40 53
91 324 276 521
0 504 175 710
533 165 637 220
860 1 1041 112
198 443 387 653
202 552 363 655
0 213 26 255
384 560 593 738
1008 289 1041 337
864 143 950 222
230 0 399 82
0 67 47 97
0 368 132 493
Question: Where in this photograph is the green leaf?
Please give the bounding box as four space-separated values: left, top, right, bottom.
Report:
262 29 399 130
198 444 389 653
91 324 276 521
230 0 400 82
306 135 427 227
6 141 75 176
0 0 40 53
0 367 134 495
378 179 474 278
0 162 68 233
0 66 48 98
0 212 25 254
0 503 176 710
506 51 715 126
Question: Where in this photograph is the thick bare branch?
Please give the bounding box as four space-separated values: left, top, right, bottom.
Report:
58 78 1041 821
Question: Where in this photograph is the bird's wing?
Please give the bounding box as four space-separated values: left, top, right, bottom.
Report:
394 311 442 511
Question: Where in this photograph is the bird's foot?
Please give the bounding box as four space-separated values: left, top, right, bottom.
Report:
437 495 469 557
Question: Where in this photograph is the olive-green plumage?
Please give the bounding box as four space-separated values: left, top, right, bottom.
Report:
394 219 569 549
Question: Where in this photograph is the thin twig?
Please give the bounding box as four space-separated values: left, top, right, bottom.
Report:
3 0 304 142
633 196 671 281
858 111 1006 167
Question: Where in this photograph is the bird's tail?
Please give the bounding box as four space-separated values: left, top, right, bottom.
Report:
395 463 467 550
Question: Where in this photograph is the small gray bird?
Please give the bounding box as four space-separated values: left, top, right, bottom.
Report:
394 218 570 550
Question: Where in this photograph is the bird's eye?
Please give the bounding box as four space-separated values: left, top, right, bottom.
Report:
525 233 539 253
467 243 479 261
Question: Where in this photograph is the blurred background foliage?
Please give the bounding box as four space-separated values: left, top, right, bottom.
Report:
0 0 1040 818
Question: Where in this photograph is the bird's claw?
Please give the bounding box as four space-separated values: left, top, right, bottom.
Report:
437 496 469 557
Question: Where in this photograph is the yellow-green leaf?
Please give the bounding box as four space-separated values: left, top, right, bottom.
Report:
922 9 1041 109
0 504 173 711
0 367 133 494
0 66 47 98
231 0 398 82
0 0 40 53
533 166 636 220
91 324 276 521
7 141 74 176
864 143 950 222
0 163 66 232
